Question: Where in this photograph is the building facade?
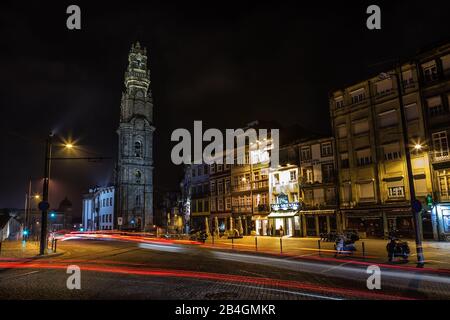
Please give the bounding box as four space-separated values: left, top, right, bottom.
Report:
82 186 115 231
116 42 155 231
330 57 434 239
268 144 301 236
415 43 450 240
298 137 339 237
189 164 210 232
209 161 232 236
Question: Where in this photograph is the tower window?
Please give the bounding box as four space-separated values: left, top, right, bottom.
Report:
135 170 142 184
135 141 143 157
135 195 141 207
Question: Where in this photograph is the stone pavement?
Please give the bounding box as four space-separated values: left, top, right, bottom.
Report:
205 235 450 269
0 240 62 259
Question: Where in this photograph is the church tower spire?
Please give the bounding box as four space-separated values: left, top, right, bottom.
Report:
117 42 155 231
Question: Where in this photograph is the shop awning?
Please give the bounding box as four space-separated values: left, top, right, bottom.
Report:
268 211 299 218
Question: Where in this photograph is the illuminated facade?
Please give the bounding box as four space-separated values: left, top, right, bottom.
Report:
82 187 115 231
209 160 232 236
298 137 338 236
268 144 301 236
330 56 435 239
231 146 271 236
116 42 155 231
416 43 450 240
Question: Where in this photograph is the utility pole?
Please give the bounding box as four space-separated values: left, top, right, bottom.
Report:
393 64 425 267
39 133 53 255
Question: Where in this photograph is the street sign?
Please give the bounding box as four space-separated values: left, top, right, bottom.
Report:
38 201 50 211
412 199 422 213
117 217 123 226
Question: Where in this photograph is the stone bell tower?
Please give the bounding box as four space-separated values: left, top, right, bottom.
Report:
117 42 155 231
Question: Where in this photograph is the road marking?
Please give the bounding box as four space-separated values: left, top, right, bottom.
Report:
321 262 351 274
0 270 39 281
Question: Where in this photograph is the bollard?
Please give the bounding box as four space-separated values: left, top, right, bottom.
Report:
362 241 365 258
54 239 57 253
280 237 283 254
212 235 214 245
255 236 258 251
231 237 234 249
0 241 2 255
318 239 321 256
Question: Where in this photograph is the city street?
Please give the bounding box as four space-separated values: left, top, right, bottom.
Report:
1 236 449 300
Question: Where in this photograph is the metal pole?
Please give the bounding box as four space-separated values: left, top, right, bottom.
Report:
39 133 53 255
255 236 258 251
362 241 365 258
280 237 282 254
394 65 425 267
318 239 321 255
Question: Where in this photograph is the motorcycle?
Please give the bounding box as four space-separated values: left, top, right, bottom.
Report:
335 237 357 256
386 238 410 262
190 230 208 243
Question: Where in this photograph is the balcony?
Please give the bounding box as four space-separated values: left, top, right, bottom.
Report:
232 205 252 213
256 204 269 213
431 153 450 169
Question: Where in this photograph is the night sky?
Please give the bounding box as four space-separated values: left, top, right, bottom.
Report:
1 1 449 218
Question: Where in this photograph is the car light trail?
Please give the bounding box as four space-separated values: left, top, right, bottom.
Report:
0 261 411 300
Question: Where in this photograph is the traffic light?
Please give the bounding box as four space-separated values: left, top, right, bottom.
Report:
50 211 56 218
426 194 433 207
23 229 29 236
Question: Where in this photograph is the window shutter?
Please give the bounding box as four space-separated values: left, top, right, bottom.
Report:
378 109 398 127
353 120 369 135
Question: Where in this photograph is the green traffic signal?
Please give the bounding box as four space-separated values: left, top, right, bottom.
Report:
426 194 433 206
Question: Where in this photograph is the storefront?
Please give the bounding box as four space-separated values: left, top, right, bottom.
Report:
254 215 269 236
300 210 337 237
342 210 383 238
267 211 301 237
432 203 450 241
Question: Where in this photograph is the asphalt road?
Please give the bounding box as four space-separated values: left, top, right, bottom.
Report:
0 238 449 300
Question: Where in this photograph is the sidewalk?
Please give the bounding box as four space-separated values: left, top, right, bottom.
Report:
204 236 450 269
0 240 63 259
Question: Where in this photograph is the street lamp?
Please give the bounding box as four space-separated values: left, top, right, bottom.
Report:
380 67 425 267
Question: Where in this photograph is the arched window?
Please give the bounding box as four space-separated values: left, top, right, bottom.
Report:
135 170 142 184
135 141 142 157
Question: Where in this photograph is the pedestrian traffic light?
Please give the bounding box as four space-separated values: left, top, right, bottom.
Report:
50 211 56 218
23 229 29 236
426 194 433 207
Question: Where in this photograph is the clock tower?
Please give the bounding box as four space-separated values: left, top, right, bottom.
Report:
116 42 155 231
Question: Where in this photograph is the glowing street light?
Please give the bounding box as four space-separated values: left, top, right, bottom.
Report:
414 144 423 151
65 143 74 149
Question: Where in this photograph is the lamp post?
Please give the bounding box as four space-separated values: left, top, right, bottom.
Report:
39 133 53 255
384 66 425 267
37 134 112 255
